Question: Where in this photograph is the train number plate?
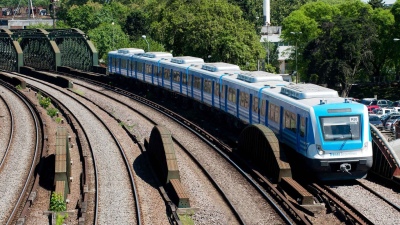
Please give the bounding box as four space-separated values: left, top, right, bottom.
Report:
330 152 341 157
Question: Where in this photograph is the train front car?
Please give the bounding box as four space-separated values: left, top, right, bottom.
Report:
309 98 373 180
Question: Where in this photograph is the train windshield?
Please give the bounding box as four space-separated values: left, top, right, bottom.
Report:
320 116 361 141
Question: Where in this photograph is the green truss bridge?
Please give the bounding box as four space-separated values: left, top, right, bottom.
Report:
0 28 98 72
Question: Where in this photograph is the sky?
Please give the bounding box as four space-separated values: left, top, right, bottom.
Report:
361 0 396 4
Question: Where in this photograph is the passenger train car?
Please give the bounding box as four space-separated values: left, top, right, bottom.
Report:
108 48 373 180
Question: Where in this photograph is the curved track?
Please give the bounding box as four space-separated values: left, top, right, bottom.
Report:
0 81 42 225
64 77 296 224
11 75 141 225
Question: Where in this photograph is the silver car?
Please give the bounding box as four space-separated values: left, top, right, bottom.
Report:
384 116 400 130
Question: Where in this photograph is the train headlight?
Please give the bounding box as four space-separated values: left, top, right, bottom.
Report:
317 145 324 155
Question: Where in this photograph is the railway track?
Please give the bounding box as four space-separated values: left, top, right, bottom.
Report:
60 74 307 224
9 74 141 225
0 81 43 225
3 68 399 224
0 92 13 171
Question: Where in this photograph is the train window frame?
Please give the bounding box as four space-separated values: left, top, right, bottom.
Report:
319 116 361 141
194 76 201 89
240 92 249 108
121 59 127 71
145 64 152 75
269 103 280 123
284 110 297 133
204 79 212 93
164 68 171 80
173 70 180 82
137 62 143 74
228 87 236 103
252 96 259 112
300 117 306 137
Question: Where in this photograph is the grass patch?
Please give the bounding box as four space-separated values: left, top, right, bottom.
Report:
118 121 135 131
55 117 62 124
55 213 68 225
72 88 85 96
178 214 194 225
47 107 58 117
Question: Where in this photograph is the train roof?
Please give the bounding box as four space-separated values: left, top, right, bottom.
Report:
109 48 145 56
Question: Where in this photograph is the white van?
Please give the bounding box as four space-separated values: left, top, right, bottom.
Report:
375 108 395 118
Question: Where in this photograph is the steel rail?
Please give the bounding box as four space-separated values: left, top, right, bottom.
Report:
27 84 98 225
67 78 303 224
356 180 400 212
310 183 374 225
0 93 14 171
21 78 142 225
0 81 42 225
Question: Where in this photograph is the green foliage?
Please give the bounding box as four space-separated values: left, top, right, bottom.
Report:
72 89 85 96
264 64 277 73
55 117 62 124
56 213 68 225
47 107 58 118
50 193 66 212
178 214 194 225
16 85 22 90
150 0 265 69
119 121 135 131
88 22 130 61
39 96 51 109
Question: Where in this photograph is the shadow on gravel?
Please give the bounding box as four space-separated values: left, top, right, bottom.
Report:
35 154 55 191
133 153 160 189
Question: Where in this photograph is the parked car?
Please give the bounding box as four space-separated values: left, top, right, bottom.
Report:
367 104 380 113
374 108 395 119
361 98 376 106
369 115 382 126
382 113 400 128
385 118 400 131
39 9 46 16
369 99 392 108
391 101 400 107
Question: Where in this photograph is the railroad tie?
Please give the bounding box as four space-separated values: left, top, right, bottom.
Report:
279 177 314 205
169 179 190 208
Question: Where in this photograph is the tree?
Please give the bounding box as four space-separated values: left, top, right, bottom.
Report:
304 4 377 97
149 0 265 70
124 9 150 41
88 22 130 61
368 0 385 9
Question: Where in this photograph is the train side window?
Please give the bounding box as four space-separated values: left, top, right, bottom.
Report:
194 76 201 89
131 61 136 73
240 92 249 108
164 68 170 80
253 97 259 112
228 87 236 103
112 58 117 67
261 100 266 116
145 64 152 75
204 79 212 93
121 59 127 70
300 117 306 137
188 74 193 86
269 103 280 123
215 83 220 96
284 110 297 133
156 66 161 77
182 73 188 84
137 62 143 73
173 70 180 82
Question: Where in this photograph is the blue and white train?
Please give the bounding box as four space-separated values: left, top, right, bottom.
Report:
108 48 373 180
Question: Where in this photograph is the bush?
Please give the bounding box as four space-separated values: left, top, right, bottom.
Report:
50 193 66 212
55 117 62 124
39 96 51 109
47 108 58 117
